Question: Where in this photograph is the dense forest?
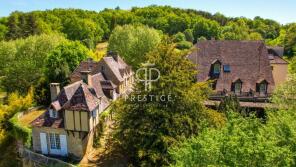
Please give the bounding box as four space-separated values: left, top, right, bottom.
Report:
0 6 295 56
0 5 296 167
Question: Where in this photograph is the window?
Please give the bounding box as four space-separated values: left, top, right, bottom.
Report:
234 82 242 95
213 63 220 74
223 65 231 72
49 109 58 118
92 109 97 118
259 83 267 95
49 133 60 150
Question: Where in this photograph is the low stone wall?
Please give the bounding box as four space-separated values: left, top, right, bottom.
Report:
21 148 74 167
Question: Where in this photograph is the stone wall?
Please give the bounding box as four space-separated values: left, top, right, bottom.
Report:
32 127 91 159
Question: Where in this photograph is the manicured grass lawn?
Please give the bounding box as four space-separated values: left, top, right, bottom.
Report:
18 109 46 127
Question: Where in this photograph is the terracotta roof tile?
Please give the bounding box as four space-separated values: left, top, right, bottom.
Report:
188 40 275 93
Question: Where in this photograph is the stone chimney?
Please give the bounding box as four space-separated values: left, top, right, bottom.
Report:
107 50 118 61
80 70 92 86
50 83 60 101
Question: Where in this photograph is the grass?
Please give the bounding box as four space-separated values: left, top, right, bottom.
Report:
18 109 46 127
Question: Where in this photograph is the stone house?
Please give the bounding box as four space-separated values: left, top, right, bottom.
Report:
31 52 133 159
188 40 288 108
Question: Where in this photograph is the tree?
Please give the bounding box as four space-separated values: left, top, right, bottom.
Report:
272 73 296 110
63 17 104 48
0 34 66 94
284 24 296 57
173 32 186 42
221 19 250 40
108 25 161 68
193 18 221 41
183 29 194 42
112 43 221 166
176 41 193 50
45 41 89 85
249 32 263 40
218 95 241 113
0 24 7 40
169 111 295 167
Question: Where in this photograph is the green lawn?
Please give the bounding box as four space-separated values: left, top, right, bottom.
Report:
18 109 46 127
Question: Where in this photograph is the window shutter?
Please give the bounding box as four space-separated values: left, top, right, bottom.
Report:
59 135 68 156
40 133 48 154
231 83 234 92
256 83 259 92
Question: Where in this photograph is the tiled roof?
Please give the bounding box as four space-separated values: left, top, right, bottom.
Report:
188 40 275 93
70 58 99 83
62 83 100 112
31 111 64 128
268 54 288 64
267 46 284 57
70 55 132 85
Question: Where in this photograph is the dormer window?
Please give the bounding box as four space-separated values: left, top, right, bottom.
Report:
231 79 242 95
49 109 58 118
260 83 267 95
213 63 220 74
210 60 221 77
256 80 268 96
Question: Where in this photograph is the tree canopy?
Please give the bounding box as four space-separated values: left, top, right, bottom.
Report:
108 25 161 68
112 43 223 166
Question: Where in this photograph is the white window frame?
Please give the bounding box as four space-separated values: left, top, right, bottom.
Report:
49 133 61 150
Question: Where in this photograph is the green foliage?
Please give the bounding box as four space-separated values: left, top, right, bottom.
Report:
9 113 32 147
173 32 186 42
218 95 241 113
289 57 296 74
272 74 296 110
176 41 193 50
252 16 280 39
0 89 34 145
108 24 161 68
0 89 34 166
0 23 7 40
112 43 217 166
221 19 250 40
0 34 66 94
193 18 221 41
1 6 294 58
266 29 286 47
249 32 263 40
284 24 296 57
183 29 194 42
45 41 89 85
170 110 296 167
63 17 104 48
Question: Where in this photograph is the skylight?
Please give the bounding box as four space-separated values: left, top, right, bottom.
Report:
223 65 231 72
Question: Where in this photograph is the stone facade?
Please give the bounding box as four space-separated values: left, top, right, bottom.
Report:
32 126 92 159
